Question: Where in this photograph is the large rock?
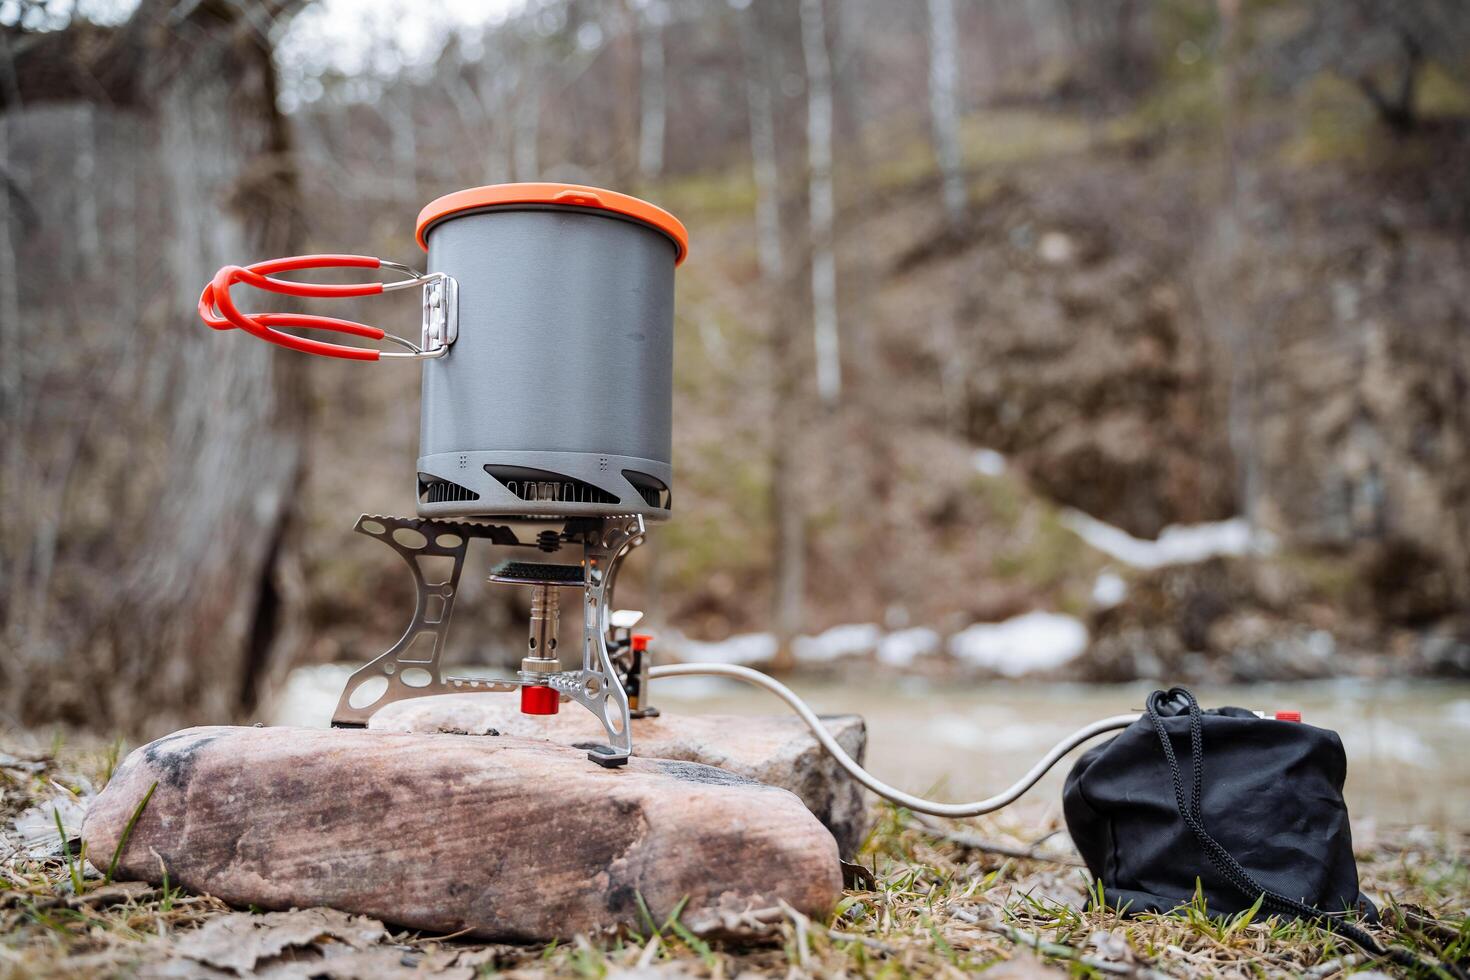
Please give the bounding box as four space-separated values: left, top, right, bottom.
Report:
370 695 871 856
83 726 842 942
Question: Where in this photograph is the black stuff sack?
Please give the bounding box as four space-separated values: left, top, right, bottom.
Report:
1063 687 1374 921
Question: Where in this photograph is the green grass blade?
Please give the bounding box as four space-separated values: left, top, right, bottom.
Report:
54 807 84 894
634 890 660 938
659 895 690 935
668 914 717 968
104 780 157 885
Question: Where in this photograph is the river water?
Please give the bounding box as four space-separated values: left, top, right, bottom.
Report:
271 668 1470 832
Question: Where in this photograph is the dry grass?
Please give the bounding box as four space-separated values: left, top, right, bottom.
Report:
2 735 1466 978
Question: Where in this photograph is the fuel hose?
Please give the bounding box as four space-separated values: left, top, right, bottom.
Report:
649 662 1139 818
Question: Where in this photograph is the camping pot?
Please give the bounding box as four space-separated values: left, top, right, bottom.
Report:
199 183 688 522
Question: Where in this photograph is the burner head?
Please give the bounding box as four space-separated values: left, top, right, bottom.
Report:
488 560 586 587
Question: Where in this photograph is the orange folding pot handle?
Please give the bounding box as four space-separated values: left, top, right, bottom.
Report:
198 254 457 361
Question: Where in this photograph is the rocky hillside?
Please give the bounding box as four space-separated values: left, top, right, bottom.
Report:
293 18 1470 685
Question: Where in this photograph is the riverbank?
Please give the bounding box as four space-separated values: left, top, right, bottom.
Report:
271 671 1470 830
2 732 1465 977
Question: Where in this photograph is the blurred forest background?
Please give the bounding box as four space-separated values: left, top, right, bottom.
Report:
1 0 1468 737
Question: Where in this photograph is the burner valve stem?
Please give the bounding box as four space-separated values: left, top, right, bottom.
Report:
520 585 561 714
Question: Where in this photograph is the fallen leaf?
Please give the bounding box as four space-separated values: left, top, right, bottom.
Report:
0 751 47 774
141 957 238 979
1086 928 1133 962
840 859 877 890
10 795 89 859
984 949 1070 977
444 947 507 970
606 965 710 979
254 946 475 980
174 908 387 973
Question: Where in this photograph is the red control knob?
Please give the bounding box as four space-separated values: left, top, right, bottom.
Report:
631 633 652 653
521 684 560 715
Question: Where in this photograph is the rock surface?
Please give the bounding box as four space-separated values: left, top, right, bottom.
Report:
83 726 843 942
370 695 871 856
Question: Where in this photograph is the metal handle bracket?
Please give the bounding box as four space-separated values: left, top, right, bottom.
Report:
421 272 458 358
200 254 459 362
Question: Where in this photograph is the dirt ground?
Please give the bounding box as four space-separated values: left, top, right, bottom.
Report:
2 732 1466 979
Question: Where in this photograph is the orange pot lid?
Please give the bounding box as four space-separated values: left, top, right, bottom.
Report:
416 182 689 265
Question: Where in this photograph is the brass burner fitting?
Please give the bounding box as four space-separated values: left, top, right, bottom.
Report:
522 584 560 673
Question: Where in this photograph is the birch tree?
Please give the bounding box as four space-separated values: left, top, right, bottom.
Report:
927 0 966 229
746 15 783 292
833 0 875 379
800 0 840 406
444 70 509 186
637 0 667 181
475 33 513 184
513 38 540 180
384 88 418 197
74 106 99 275
744 0 804 667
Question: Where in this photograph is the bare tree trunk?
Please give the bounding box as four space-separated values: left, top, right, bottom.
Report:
637 0 667 182
1021 0 1065 65
611 3 640 190
927 0 967 230
800 0 840 407
74 105 99 274
1354 32 1423 135
513 46 540 180
745 14 783 292
1214 0 1259 527
0 116 21 634
744 0 803 668
454 32 512 187
833 0 875 382
384 89 418 198
475 49 512 184
0 1 307 735
444 73 506 186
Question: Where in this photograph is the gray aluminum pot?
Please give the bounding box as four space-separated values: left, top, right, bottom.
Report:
413 184 686 521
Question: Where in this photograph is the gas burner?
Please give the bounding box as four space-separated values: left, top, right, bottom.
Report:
329 513 651 767
199 182 689 767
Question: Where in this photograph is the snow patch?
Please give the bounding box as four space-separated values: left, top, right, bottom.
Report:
948 611 1090 677
1444 700 1470 730
268 663 356 728
1061 510 1276 569
1305 629 1336 660
1340 721 1435 768
928 715 1064 752
1091 571 1128 608
794 623 882 663
971 448 1007 476
927 714 988 751
645 675 743 700
876 627 942 667
1037 230 1076 264
666 632 778 666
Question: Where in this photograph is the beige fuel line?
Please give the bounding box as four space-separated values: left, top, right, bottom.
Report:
649 662 1141 818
